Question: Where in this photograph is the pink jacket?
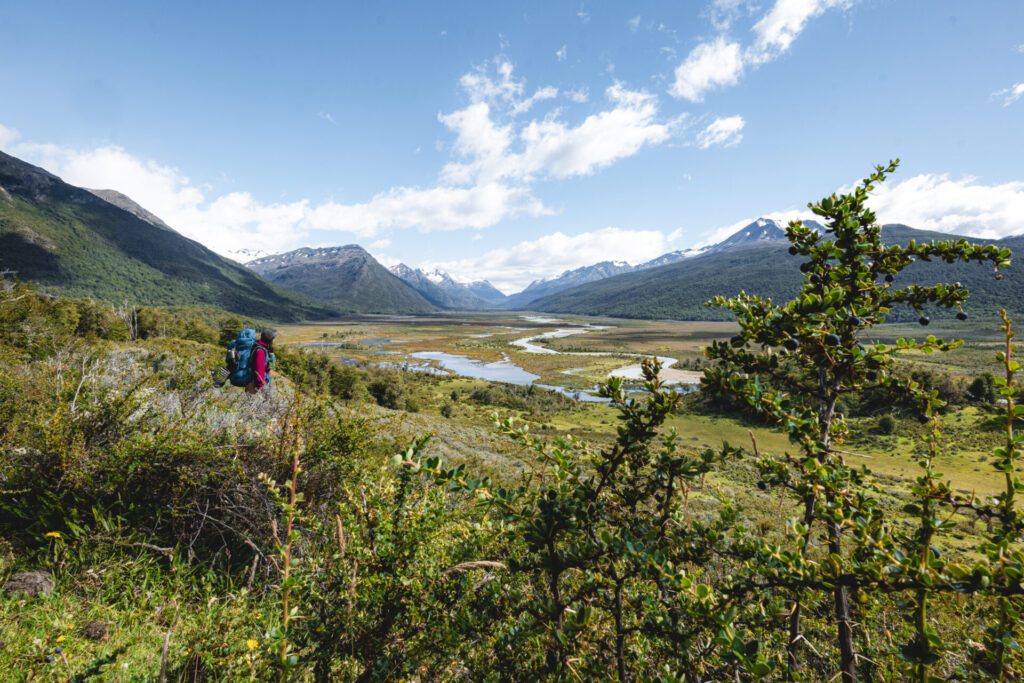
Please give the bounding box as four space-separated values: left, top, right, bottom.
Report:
252 341 271 388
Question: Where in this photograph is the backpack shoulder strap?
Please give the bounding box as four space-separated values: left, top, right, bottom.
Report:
251 342 268 369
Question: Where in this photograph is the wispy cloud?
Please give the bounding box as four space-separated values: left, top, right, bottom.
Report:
0 58 680 259
708 0 758 30
671 0 856 102
994 81 1024 106
565 88 589 103
425 227 674 292
696 115 745 148
556 44 567 61
627 15 641 32
317 111 336 124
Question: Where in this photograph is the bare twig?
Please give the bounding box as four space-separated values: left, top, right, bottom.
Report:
443 560 507 576
159 627 171 682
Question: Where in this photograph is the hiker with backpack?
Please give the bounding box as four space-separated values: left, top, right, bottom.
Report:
213 328 277 393
248 329 276 393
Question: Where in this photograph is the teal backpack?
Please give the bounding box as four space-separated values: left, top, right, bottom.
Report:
227 329 259 387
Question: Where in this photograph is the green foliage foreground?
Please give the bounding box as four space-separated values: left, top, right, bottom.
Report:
2 162 1024 681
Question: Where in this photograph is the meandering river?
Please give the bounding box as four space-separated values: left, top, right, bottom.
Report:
302 316 702 400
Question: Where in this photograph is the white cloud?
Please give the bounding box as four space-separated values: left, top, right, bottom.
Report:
556 44 567 61
565 88 589 103
708 0 757 30
458 59 559 116
511 86 559 115
0 123 19 148
425 227 674 292
696 115 745 148
511 84 677 179
750 0 852 62
627 16 641 32
693 173 1024 252
1017 43 1024 53
305 182 549 236
994 82 1024 106
441 79 678 184
460 59 524 105
370 238 391 250
373 253 401 269
4 138 548 255
437 102 513 180
0 58 678 259
317 111 337 124
864 174 1024 239
670 37 744 102
670 0 856 101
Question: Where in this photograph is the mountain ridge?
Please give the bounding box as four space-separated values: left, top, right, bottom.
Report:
247 245 437 314
0 150 335 321
528 223 1024 321
387 264 504 310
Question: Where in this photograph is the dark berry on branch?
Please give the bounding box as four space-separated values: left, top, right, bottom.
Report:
918 316 930 326
956 311 968 321
783 338 800 351
825 334 841 346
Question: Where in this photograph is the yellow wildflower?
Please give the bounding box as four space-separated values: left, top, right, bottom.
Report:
56 635 65 643
45 531 61 539
246 639 259 650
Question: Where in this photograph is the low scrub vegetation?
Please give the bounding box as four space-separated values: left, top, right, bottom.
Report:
2 162 1023 680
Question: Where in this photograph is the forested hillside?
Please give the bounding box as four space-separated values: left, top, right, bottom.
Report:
532 224 1023 321
0 151 336 321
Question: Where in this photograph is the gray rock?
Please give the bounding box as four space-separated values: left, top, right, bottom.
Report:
3 570 55 598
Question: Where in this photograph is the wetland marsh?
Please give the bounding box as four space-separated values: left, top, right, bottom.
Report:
279 312 1014 504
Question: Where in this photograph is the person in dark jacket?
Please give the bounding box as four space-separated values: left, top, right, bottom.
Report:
247 328 276 394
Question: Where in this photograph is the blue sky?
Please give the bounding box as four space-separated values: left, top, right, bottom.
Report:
1 1 1022 292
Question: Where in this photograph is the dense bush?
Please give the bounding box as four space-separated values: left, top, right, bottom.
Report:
703 161 1019 680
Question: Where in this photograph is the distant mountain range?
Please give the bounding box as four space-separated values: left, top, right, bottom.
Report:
530 224 1024 321
498 217 825 309
4 148 1018 323
237 217 846 316
388 264 505 310
247 246 436 315
0 150 335 321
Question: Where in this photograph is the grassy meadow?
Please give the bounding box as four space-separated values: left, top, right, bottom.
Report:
2 285 1018 679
